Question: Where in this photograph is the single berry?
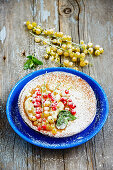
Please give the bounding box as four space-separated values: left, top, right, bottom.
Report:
68 99 72 102
35 114 41 119
32 100 35 104
71 109 76 115
43 94 48 99
65 90 69 94
52 107 57 111
35 97 41 102
68 102 76 109
71 104 76 109
63 101 67 105
42 124 46 130
48 93 52 98
60 97 67 102
51 97 55 101
37 126 41 131
34 102 41 107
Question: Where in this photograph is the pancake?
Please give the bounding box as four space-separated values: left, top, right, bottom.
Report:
18 71 96 138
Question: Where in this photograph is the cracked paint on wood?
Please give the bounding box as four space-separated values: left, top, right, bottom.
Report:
40 0 50 22
0 26 6 44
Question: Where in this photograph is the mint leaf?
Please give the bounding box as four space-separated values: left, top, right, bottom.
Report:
24 55 43 70
24 59 33 70
56 110 76 129
27 55 33 59
59 110 76 121
32 56 43 65
29 59 34 68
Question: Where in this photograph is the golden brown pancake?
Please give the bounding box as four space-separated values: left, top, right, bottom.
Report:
18 72 96 138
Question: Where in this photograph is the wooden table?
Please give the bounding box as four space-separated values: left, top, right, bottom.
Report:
0 0 113 169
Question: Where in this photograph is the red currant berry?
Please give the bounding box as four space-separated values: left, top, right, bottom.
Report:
68 102 76 109
42 124 46 130
32 100 35 104
63 101 67 105
35 114 41 119
51 97 55 101
48 93 52 98
36 111 40 114
68 99 72 102
43 94 48 99
70 104 76 109
60 97 64 102
65 90 69 94
52 107 57 111
71 109 76 115
37 126 41 131
73 104 76 109
60 97 67 102
34 102 41 107
35 97 41 102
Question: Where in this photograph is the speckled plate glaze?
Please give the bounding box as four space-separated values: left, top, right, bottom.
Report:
6 67 109 149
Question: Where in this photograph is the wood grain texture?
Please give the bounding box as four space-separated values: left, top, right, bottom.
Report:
83 1 113 170
0 0 113 170
59 0 80 68
59 1 89 170
0 0 33 169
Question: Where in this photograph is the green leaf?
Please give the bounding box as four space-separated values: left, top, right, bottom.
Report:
32 56 43 65
32 65 37 69
24 59 32 70
24 55 43 70
59 110 76 121
56 115 67 129
56 110 76 129
29 59 34 68
27 55 33 59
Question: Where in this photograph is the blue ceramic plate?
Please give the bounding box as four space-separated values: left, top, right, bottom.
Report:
6 67 109 149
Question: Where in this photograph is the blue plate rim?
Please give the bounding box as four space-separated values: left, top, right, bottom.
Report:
6 67 109 149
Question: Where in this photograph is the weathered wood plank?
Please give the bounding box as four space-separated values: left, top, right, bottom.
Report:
58 0 88 169
59 0 113 170
81 0 113 170
59 0 80 67
79 0 113 170
0 1 16 169
0 0 34 169
78 1 96 169
39 148 64 170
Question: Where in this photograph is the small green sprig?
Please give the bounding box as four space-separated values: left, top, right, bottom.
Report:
24 55 43 70
56 110 76 129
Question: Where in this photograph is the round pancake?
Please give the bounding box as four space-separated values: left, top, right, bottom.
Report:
18 71 96 138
